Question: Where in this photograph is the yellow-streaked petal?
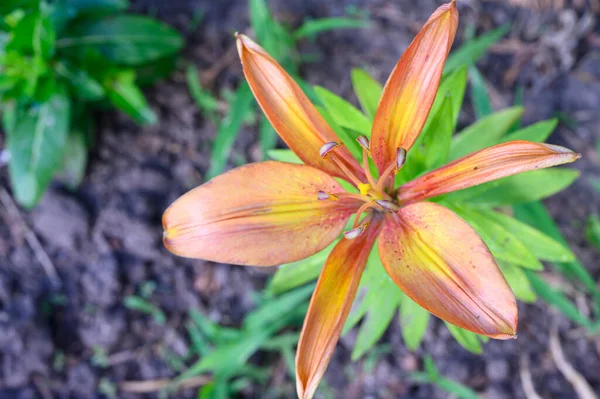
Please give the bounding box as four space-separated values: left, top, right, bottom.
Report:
371 1 458 173
379 202 517 339
397 140 581 204
296 220 382 399
163 161 360 266
237 34 364 182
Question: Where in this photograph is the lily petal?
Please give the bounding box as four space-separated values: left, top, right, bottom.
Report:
371 1 458 172
397 140 581 204
237 34 364 182
163 161 360 266
296 220 382 399
379 202 517 338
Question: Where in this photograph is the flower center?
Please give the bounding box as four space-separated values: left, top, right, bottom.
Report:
318 136 407 238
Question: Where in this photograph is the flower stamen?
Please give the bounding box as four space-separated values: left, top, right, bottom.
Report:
374 199 399 213
376 147 407 193
317 191 339 201
319 142 365 187
344 221 369 240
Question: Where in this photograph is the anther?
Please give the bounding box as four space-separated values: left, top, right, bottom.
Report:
317 191 339 201
344 223 369 240
396 147 407 171
356 135 371 156
375 199 399 213
319 141 342 159
357 183 371 196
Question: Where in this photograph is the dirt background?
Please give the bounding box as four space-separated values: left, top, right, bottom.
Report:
1 0 599 398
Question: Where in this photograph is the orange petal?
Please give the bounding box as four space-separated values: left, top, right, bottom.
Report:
397 140 581 204
371 1 458 172
296 220 382 399
237 34 364 182
163 161 360 266
379 202 517 338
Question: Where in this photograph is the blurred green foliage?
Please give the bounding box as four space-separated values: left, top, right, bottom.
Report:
0 0 183 208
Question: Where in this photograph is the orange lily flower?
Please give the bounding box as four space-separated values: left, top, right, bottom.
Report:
162 2 581 398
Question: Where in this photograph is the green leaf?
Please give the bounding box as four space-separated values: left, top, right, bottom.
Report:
525 271 594 329
445 323 483 354
244 285 313 331
124 296 166 324
314 104 361 160
513 202 600 310
8 11 55 59
399 293 430 351
258 116 277 160
206 83 255 179
449 106 524 160
396 67 467 184
186 64 218 117
54 61 105 101
458 168 579 206
314 85 371 137
351 252 401 360
423 66 467 134
500 119 558 143
453 205 543 270
6 89 71 208
105 70 156 125
57 128 87 190
479 210 575 262
270 242 335 294
59 15 183 66
267 149 302 164
468 66 492 119
585 214 600 251
350 68 382 119
293 17 369 39
421 94 454 170
499 263 536 303
412 357 483 399
444 24 510 74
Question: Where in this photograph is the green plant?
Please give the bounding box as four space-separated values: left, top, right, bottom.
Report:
187 0 369 180
411 356 483 399
269 24 599 357
165 285 313 399
1 0 183 207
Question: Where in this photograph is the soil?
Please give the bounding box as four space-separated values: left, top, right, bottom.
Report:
1 0 599 398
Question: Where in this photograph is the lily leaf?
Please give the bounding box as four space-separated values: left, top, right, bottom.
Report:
499 263 536 303
444 24 510 74
457 168 579 206
269 242 335 294
267 149 302 164
293 17 369 39
350 68 382 119
480 209 575 262
450 106 524 160
445 323 484 354
399 292 430 351
500 118 558 143
453 205 543 270
314 85 372 137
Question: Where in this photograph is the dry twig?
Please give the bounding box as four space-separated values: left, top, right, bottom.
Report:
0 187 61 288
549 324 598 399
120 375 211 394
